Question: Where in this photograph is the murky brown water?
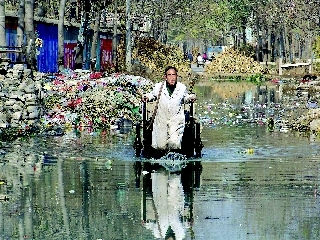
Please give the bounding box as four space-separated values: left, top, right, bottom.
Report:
1 82 320 240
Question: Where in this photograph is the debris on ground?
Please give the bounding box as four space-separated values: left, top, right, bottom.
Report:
205 48 263 75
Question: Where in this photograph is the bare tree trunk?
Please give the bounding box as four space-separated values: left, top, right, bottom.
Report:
291 33 295 61
17 0 25 62
112 0 118 71
284 26 291 62
90 5 101 71
58 0 67 71
75 12 87 69
298 36 302 59
268 29 272 62
279 28 286 61
125 0 132 72
242 19 246 46
0 0 6 48
270 29 276 62
25 0 36 70
262 28 268 63
256 22 263 62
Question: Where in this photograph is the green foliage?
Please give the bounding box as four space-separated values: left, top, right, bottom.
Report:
246 74 267 85
228 76 242 82
167 0 230 42
313 36 320 73
215 74 267 85
227 0 252 28
313 37 320 57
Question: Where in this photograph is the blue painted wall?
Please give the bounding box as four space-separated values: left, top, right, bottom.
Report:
5 28 17 62
36 23 58 73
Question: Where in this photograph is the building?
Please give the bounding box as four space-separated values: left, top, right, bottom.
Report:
3 3 115 73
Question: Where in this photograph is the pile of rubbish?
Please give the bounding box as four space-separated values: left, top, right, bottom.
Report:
206 48 263 75
118 37 191 79
41 69 153 132
280 78 320 132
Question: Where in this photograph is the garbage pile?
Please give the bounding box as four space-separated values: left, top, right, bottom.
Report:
118 37 191 79
0 64 42 130
41 69 153 132
206 48 263 75
281 78 320 132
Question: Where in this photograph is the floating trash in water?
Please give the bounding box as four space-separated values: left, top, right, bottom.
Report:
105 159 113 170
0 195 9 201
0 180 6 185
142 171 149 175
247 148 254 154
238 148 255 155
69 190 75 194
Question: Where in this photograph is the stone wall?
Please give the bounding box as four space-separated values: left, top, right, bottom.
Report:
0 63 42 130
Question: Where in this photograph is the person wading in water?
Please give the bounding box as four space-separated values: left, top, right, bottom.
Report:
143 66 196 153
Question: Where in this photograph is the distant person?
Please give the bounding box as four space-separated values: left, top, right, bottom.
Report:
202 52 208 62
187 52 193 63
184 52 188 60
197 53 204 67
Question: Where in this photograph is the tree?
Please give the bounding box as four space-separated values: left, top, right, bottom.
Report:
24 0 36 69
74 0 91 69
227 0 253 46
0 0 5 48
17 0 25 62
90 1 103 71
58 0 67 71
167 0 230 45
112 0 118 72
125 0 132 72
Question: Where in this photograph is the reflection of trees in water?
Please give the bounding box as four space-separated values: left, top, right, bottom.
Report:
194 82 282 126
0 156 39 238
135 161 202 240
196 82 280 104
196 82 256 100
0 138 44 238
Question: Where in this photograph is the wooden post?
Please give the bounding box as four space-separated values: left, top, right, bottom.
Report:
279 57 283 75
309 58 313 74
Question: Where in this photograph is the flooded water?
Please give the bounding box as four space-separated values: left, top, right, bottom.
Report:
1 81 320 240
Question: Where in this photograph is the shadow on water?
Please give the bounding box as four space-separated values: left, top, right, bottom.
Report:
2 81 320 239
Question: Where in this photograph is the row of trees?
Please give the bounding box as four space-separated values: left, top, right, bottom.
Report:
1 0 319 72
166 0 320 63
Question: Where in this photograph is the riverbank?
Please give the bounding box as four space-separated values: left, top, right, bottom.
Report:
0 65 153 141
1 62 320 142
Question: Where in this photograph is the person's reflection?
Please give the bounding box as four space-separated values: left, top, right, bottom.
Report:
136 161 202 240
